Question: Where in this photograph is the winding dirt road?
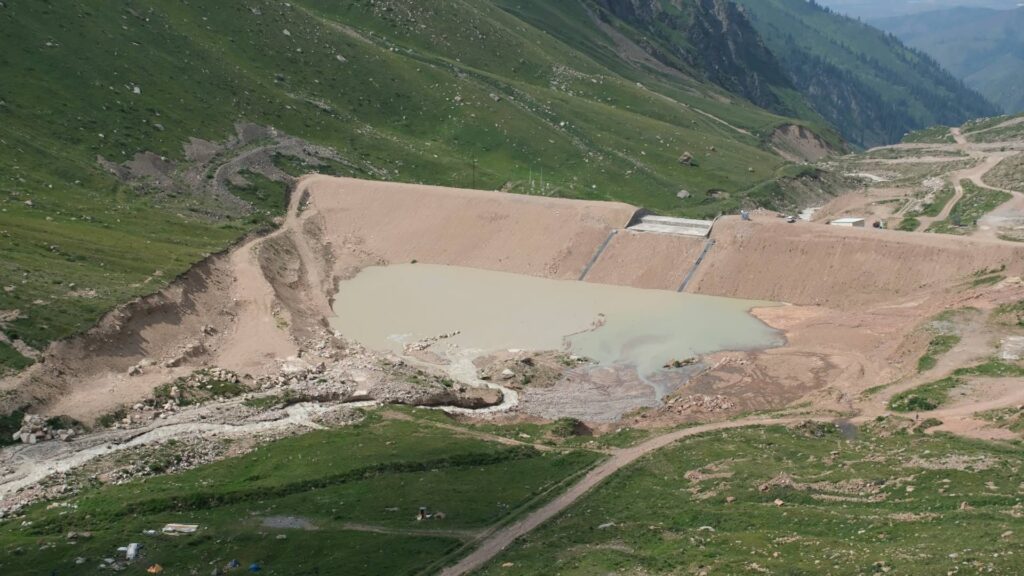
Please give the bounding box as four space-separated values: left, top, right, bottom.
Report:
439 416 800 576
912 128 1020 232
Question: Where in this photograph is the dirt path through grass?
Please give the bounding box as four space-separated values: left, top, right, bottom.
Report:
439 416 801 576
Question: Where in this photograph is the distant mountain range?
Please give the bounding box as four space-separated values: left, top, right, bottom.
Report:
873 7 1024 113
818 0 1022 19
731 0 999 147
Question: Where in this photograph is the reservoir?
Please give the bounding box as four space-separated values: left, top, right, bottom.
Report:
330 264 782 380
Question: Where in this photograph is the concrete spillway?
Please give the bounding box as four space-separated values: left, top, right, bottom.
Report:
628 215 714 237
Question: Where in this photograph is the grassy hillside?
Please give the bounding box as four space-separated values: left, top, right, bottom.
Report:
733 0 1000 148
874 7 1024 114
0 0 828 371
481 422 1024 575
0 411 602 575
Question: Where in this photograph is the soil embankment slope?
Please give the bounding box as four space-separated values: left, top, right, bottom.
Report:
302 176 638 281
582 230 707 291
690 216 1024 308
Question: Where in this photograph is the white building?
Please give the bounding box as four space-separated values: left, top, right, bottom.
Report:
830 217 866 228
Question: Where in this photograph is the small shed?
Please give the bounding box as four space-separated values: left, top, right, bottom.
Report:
830 217 866 228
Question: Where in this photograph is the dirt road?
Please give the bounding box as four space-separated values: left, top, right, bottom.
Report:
439 416 799 576
906 127 1019 232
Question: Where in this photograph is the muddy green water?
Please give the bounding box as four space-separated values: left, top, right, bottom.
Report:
330 264 782 381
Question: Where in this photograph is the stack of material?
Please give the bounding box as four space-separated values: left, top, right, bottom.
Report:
11 414 75 444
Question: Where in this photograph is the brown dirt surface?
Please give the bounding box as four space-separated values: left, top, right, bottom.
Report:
304 176 638 281
690 215 1024 308
770 124 836 162
583 230 706 290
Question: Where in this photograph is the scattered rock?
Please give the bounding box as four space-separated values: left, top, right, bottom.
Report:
11 414 77 444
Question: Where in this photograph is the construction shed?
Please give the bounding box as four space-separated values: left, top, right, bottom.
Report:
830 217 866 228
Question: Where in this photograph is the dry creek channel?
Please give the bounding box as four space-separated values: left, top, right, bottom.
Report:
329 264 783 419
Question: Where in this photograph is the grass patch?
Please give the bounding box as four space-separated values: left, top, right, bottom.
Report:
243 391 303 411
920 185 955 218
891 358 1024 412
982 153 1024 191
888 377 962 412
897 217 920 231
226 170 289 230
917 334 960 372
0 342 33 374
993 299 1024 327
479 424 1024 575
95 406 129 429
977 407 1024 433
0 407 26 448
902 125 954 144
971 274 1006 288
952 358 1024 378
914 417 944 433
152 371 249 408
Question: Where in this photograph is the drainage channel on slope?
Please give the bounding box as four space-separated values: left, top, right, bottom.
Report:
578 229 618 281
678 238 716 293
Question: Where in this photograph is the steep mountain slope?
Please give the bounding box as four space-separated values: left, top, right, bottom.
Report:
578 0 821 121
874 7 1024 114
732 0 1000 148
0 0 836 372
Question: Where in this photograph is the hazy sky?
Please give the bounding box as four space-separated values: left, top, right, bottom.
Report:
817 0 1023 19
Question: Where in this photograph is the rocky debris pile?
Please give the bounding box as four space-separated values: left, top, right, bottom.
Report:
182 367 240 387
99 438 233 485
312 405 365 428
257 356 329 391
666 394 736 414
111 368 250 428
476 351 584 389
405 331 461 352
11 414 76 444
258 351 504 410
162 340 207 368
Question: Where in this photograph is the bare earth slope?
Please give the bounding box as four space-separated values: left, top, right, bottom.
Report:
301 176 638 281
691 216 1024 308
582 230 707 291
